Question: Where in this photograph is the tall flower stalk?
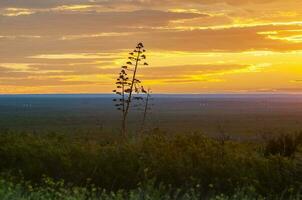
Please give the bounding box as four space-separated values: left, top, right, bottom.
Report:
139 88 152 134
113 42 148 137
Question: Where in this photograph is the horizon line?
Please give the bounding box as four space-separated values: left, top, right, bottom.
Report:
1 92 302 96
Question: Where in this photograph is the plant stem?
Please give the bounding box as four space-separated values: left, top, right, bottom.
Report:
122 47 142 137
140 90 150 134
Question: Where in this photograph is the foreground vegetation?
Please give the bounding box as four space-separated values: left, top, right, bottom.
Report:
2 178 302 200
0 130 302 199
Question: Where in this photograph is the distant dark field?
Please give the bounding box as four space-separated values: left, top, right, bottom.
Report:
1 94 302 137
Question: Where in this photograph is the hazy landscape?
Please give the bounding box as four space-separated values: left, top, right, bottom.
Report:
1 94 302 137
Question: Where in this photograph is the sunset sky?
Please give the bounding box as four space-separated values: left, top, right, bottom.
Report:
0 0 302 94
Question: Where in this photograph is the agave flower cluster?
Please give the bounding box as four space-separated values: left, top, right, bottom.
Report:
113 42 149 135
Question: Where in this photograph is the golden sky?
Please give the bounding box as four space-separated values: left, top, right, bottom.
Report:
0 0 302 94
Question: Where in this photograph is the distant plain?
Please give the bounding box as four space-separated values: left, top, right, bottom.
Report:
0 94 302 138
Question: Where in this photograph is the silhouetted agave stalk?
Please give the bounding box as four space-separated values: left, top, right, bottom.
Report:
113 42 149 137
139 88 152 134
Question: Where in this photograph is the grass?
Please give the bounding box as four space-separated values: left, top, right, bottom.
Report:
0 130 301 199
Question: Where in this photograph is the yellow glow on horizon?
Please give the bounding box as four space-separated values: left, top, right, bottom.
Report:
22 50 302 92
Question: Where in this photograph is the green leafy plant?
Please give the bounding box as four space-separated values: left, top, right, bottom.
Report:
264 132 302 157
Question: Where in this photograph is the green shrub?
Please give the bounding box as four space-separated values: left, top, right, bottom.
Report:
0 131 301 197
264 132 302 157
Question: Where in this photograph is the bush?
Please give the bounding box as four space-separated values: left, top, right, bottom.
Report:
264 132 302 157
0 131 301 197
